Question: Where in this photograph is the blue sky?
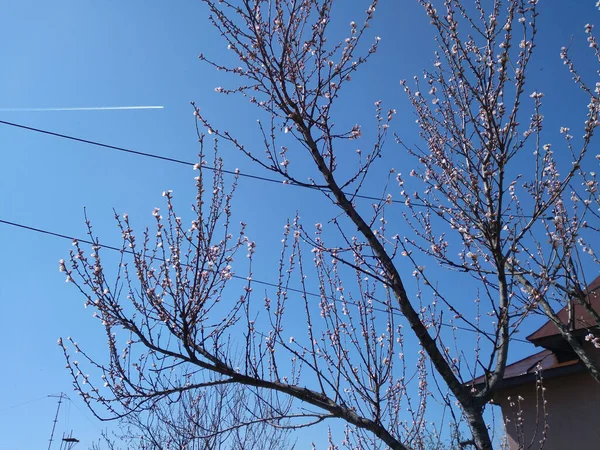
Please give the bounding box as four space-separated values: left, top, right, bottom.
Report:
1 1 598 448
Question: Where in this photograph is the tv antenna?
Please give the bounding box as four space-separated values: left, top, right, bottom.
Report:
48 393 80 450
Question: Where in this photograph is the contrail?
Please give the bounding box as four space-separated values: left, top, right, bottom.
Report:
0 106 164 112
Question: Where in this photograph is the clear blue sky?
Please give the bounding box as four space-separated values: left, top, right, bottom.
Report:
0 1 598 448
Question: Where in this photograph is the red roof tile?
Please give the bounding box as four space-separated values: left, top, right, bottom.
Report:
471 276 599 389
527 275 600 343
472 348 582 387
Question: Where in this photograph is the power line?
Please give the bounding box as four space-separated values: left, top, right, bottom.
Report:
0 119 547 221
0 217 530 343
63 395 105 433
0 218 283 292
0 120 538 344
0 120 281 186
0 395 49 412
0 119 396 204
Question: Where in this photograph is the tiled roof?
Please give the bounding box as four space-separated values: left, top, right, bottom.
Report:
527 275 600 343
471 275 600 389
472 348 582 388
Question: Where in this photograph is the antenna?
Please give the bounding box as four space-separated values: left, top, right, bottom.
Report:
48 393 65 450
48 393 79 450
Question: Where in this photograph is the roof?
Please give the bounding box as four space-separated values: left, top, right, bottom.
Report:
472 348 584 390
471 275 600 391
527 275 600 344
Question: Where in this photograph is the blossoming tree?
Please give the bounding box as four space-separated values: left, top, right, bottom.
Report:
60 1 599 449
89 385 291 449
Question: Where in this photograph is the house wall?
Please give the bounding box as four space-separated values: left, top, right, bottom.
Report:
496 367 600 449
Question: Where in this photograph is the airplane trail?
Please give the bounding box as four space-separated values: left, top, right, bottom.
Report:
0 106 164 112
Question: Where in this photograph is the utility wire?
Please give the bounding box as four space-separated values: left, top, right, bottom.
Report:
0 119 547 220
0 120 537 343
0 395 49 412
0 119 395 204
63 395 105 433
0 120 280 185
0 217 530 343
0 218 284 291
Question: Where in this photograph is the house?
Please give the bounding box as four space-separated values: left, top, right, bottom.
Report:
474 275 600 450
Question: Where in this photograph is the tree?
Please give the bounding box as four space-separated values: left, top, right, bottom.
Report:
60 1 599 449
88 385 292 449
398 0 600 383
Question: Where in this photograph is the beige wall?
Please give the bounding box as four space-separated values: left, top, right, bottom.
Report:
496 368 600 450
